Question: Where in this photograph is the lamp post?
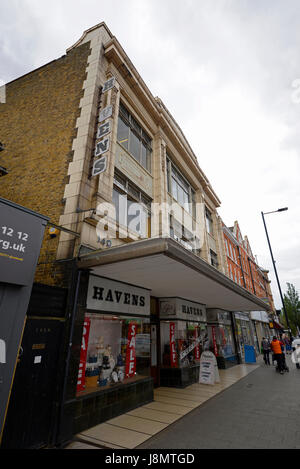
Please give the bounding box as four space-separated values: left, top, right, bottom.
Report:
261 208 292 339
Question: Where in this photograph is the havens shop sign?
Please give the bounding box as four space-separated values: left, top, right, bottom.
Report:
87 275 150 316
159 297 206 322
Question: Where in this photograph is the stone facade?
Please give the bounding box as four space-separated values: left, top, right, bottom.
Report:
0 21 268 295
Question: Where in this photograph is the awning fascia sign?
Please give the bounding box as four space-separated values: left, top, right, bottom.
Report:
159 297 206 322
86 274 150 317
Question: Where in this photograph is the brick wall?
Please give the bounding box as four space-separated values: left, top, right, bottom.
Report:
0 42 91 286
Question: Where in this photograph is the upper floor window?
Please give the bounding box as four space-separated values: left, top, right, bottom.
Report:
205 208 213 235
117 102 152 173
166 156 196 217
210 249 219 268
112 170 152 238
169 214 200 254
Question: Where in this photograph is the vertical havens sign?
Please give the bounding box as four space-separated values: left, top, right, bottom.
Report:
0 197 48 442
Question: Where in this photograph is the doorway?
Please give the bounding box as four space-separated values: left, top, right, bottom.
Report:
1 317 64 449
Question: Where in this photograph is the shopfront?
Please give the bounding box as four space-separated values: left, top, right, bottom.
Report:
234 312 256 362
64 237 270 439
159 298 207 387
206 309 238 368
72 274 154 434
250 311 272 354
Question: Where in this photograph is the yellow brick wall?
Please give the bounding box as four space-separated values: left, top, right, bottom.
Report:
0 42 91 286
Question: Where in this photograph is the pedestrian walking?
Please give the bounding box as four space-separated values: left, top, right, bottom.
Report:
270 336 285 374
261 337 271 365
283 336 292 354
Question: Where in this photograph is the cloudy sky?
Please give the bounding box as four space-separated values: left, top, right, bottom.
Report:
1 0 299 309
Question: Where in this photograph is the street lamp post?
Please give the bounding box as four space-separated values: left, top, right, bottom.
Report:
261 208 292 339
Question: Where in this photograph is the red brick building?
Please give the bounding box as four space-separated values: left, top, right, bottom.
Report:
222 221 275 312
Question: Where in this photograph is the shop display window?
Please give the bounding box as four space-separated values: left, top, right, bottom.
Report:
77 314 150 396
160 321 208 368
208 325 236 359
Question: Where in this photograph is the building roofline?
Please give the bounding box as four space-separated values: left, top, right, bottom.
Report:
66 21 114 52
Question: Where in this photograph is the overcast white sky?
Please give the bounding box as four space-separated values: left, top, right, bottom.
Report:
1 0 299 309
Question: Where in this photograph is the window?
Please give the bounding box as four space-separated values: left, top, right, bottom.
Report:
160 321 207 369
117 102 152 172
205 208 213 235
210 249 219 268
169 215 200 253
166 156 196 216
77 313 150 396
112 171 151 238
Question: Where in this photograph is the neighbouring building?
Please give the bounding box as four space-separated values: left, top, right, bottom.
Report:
221 220 277 356
0 22 270 448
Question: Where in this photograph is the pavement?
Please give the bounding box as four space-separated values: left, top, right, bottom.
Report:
66 361 259 449
66 354 300 450
139 354 300 449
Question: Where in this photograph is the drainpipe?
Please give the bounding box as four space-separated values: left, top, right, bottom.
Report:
237 246 246 288
248 257 256 295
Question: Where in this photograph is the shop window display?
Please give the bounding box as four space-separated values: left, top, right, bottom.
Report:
208 325 236 360
77 314 150 396
235 318 254 360
160 321 208 368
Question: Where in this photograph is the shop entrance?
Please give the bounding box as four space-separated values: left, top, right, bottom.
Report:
1 317 64 449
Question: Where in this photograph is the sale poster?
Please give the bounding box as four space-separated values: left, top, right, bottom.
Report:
170 322 177 367
125 322 137 378
77 318 91 392
212 326 218 356
194 327 200 360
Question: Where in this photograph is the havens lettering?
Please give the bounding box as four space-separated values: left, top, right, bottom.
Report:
92 286 145 307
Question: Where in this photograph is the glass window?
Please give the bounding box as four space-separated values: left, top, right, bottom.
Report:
117 116 129 151
112 174 152 238
177 184 184 206
160 321 208 369
129 131 141 162
171 177 178 200
112 188 127 226
117 103 152 172
210 249 218 268
167 155 195 216
141 143 147 171
205 208 213 235
77 314 150 396
208 325 236 359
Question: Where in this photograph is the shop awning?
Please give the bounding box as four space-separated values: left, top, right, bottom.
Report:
77 238 270 312
273 319 285 330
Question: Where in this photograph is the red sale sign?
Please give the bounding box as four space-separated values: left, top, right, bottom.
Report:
77 318 91 392
194 327 200 360
125 322 137 378
170 322 177 367
212 326 218 356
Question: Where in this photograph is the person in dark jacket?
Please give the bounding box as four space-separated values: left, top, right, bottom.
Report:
261 337 271 365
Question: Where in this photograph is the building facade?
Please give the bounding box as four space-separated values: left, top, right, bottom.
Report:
0 22 271 448
221 220 277 356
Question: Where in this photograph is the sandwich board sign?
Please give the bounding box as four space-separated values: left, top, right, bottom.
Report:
0 197 48 442
199 351 220 385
